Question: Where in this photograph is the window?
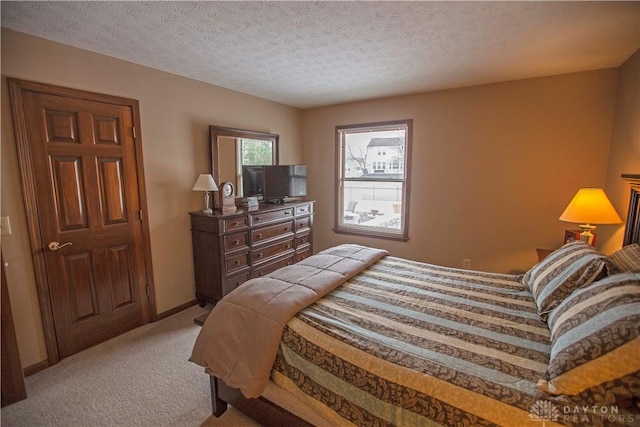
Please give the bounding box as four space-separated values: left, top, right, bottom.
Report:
335 119 412 240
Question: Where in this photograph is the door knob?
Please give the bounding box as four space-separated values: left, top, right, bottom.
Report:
47 241 72 251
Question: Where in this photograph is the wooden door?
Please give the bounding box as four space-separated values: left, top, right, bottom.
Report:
1 253 27 407
8 79 155 362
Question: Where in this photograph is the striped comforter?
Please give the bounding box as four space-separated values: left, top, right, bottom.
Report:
271 256 560 426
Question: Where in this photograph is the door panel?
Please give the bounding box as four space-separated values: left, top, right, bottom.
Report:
64 251 99 322
19 89 150 359
93 115 121 145
106 244 135 308
44 109 79 144
98 158 127 224
51 156 88 230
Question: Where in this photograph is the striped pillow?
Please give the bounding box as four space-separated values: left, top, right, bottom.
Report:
523 241 611 320
537 271 640 403
608 243 640 272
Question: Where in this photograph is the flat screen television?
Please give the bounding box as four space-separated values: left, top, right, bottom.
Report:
241 165 264 198
242 165 307 203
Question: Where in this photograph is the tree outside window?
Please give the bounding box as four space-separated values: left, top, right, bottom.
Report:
236 138 275 195
335 120 412 240
240 138 274 165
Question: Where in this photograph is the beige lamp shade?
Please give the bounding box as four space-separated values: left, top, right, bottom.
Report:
559 188 621 224
192 174 218 192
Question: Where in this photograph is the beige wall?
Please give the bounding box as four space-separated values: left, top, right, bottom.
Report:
0 29 302 368
603 49 640 254
302 69 623 272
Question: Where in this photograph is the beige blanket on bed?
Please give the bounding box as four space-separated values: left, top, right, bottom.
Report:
189 244 388 398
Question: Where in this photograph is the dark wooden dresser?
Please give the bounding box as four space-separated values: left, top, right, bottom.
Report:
190 201 314 306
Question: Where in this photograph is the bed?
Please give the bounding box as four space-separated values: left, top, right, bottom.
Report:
190 178 640 427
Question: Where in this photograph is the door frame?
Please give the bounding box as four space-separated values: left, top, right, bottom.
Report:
7 78 157 365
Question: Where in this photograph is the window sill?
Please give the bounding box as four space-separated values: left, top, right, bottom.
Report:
333 227 409 242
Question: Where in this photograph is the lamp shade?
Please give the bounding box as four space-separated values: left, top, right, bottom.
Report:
192 174 218 192
559 188 622 225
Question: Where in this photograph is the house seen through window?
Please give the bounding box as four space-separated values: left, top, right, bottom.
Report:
335 119 412 240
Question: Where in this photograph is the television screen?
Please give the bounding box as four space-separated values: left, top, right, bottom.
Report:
241 165 265 197
262 165 307 202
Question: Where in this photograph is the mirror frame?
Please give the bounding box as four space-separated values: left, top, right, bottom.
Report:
209 125 279 197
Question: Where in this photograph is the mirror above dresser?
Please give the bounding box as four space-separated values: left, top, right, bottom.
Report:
210 125 279 198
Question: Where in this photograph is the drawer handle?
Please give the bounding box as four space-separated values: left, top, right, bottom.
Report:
233 221 240 226
235 260 241 265
284 227 289 231
284 211 290 215
255 217 261 221
258 253 263 258
287 261 292 266
257 233 263 239
234 239 240 245
286 244 291 249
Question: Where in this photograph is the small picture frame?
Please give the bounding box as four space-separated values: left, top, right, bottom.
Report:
564 230 577 244
564 229 596 246
246 196 259 207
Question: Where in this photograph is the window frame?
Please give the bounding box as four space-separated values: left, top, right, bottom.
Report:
334 119 412 241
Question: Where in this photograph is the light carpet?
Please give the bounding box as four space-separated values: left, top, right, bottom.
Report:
1 305 260 427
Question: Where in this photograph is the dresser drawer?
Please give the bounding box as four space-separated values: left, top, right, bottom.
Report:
252 220 294 245
295 232 311 248
250 208 293 226
295 216 311 232
253 254 294 278
295 204 312 216
224 272 250 295
223 216 249 232
295 247 311 263
252 238 294 265
225 252 249 274
224 232 249 252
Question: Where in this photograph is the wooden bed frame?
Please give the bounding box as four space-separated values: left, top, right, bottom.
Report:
622 174 640 246
206 174 640 427
209 376 313 426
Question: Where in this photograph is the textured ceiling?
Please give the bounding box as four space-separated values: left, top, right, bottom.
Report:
2 1 639 108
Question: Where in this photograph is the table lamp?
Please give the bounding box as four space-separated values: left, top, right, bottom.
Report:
192 174 218 214
559 188 622 244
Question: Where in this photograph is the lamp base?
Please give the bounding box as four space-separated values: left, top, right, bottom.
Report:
201 191 212 214
578 224 596 245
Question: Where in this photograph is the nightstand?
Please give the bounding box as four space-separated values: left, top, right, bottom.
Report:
536 248 554 262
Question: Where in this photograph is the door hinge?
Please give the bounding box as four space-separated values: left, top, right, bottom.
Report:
132 126 137 139
145 285 150 297
139 210 143 220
